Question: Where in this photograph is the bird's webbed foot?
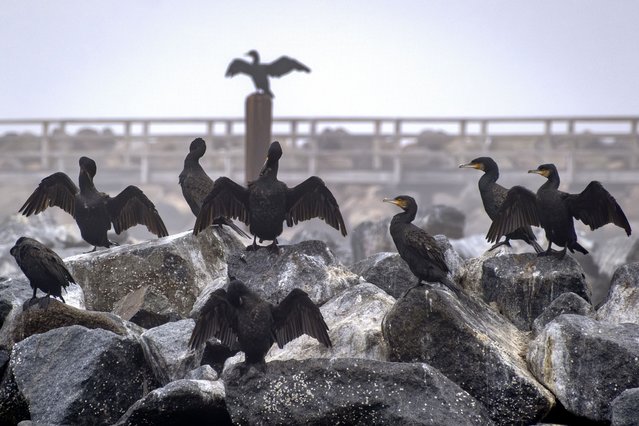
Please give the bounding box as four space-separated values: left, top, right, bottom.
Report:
246 236 260 251
84 246 98 254
23 297 40 311
488 239 512 252
266 240 280 254
38 295 52 310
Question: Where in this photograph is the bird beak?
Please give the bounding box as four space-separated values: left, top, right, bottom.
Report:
528 169 543 175
459 162 481 169
383 198 399 205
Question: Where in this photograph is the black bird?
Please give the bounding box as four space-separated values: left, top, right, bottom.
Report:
194 141 347 251
19 156 169 252
383 195 462 296
225 50 310 98
10 237 75 305
459 157 543 253
189 279 332 367
179 138 249 238
487 163 631 258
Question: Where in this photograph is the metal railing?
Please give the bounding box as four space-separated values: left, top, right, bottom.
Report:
1 116 638 186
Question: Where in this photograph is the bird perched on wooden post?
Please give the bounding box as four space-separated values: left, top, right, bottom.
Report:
383 195 462 297
193 141 347 252
189 278 331 369
10 237 75 308
225 50 310 98
487 163 631 258
19 156 168 252
179 137 249 238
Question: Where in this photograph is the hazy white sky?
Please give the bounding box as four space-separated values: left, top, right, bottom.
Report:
1 0 638 119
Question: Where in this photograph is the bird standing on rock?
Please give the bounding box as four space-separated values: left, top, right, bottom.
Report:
383 195 462 296
179 138 249 238
459 157 543 253
487 163 631 258
225 50 310 98
10 236 75 307
19 156 168 252
189 278 332 368
194 141 347 252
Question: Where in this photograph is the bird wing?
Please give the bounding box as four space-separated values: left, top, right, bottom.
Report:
486 185 540 243
189 289 238 349
39 243 75 286
404 228 449 274
272 288 331 349
266 56 311 77
19 172 79 217
106 186 168 237
193 177 250 235
285 176 347 236
565 181 631 235
225 59 253 77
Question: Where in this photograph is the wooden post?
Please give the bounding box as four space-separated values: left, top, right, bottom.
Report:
245 93 272 182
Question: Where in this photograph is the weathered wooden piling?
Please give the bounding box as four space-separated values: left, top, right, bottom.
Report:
245 93 272 182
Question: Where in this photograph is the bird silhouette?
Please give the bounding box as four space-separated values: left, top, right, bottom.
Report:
19 156 168 252
225 50 310 98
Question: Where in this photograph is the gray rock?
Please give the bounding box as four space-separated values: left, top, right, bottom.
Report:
267 282 394 362
417 204 466 239
611 388 639 426
289 226 352 265
65 227 239 316
478 253 590 330
350 218 393 263
115 379 231 426
528 314 639 422
184 365 218 381
532 292 593 335
112 285 182 329
224 358 494 426
140 319 200 385
227 240 359 305
597 262 639 325
383 286 554 425
9 325 157 425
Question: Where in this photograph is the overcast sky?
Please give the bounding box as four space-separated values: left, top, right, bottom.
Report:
1 0 638 119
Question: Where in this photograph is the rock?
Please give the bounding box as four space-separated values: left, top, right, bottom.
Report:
597 263 639 325
65 227 239 316
224 358 494 425
383 286 554 425
417 204 465 239
611 388 639 426
0 369 30 425
289 226 353 265
350 219 393 263
8 325 158 425
184 365 218 381
528 314 639 422
532 292 593 335
226 240 359 305
113 285 182 329
449 234 492 260
140 319 200 385
267 282 394 362
1 297 132 350
477 253 590 330
115 379 231 426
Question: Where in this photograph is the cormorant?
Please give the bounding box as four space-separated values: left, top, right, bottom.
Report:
19 156 168 252
487 163 631 258
459 157 543 253
10 237 75 305
189 278 332 367
193 141 347 251
225 50 310 98
383 195 462 296
179 138 249 238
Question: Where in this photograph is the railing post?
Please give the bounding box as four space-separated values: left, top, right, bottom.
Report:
308 120 317 175
141 121 150 184
373 119 382 169
57 121 67 171
124 121 132 167
631 119 638 169
41 121 50 169
245 93 272 182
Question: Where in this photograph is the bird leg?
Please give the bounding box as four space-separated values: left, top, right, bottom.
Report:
556 245 568 260
488 238 512 252
538 241 554 257
84 246 98 254
266 239 280 254
38 294 52 310
246 236 260 251
400 279 425 298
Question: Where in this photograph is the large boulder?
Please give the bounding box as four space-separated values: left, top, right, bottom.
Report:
611 388 639 426
383 286 554 425
224 358 494 425
469 253 590 330
7 325 158 425
267 282 394 362
532 292 593 335
65 227 239 316
112 285 182 329
226 240 359 305
597 262 639 325
115 379 231 426
528 314 639 422
417 204 465 239
350 219 393 263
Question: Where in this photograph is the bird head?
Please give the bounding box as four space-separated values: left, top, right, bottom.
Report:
79 156 97 178
189 138 207 156
528 164 556 179
383 195 415 211
246 50 260 63
10 236 29 258
459 157 497 172
227 279 250 306
259 141 283 176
